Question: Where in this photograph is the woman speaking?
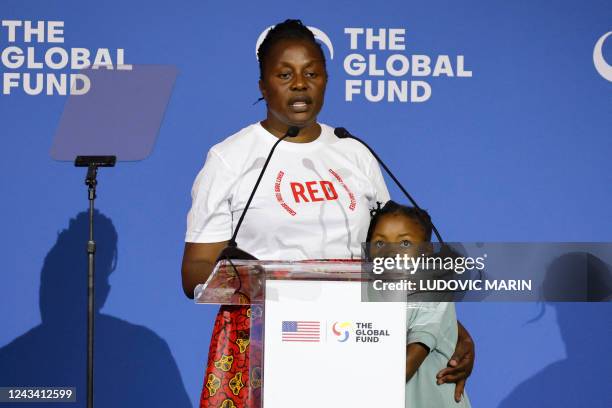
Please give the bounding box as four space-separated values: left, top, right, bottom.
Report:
181 19 473 408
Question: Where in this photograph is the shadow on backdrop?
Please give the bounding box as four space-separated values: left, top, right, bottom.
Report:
499 252 612 408
0 211 191 408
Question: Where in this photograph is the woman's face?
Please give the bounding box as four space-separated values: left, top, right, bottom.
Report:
259 39 327 131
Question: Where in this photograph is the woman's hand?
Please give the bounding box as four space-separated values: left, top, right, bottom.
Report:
436 321 475 402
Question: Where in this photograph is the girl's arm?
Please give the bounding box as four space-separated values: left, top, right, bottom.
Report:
406 342 430 382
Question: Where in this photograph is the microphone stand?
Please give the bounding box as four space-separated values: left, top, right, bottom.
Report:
74 155 116 408
333 129 480 300
217 126 299 261
334 127 445 244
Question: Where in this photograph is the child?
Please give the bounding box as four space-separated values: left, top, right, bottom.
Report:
367 200 471 408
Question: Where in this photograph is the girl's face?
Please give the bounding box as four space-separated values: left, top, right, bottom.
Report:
369 213 427 257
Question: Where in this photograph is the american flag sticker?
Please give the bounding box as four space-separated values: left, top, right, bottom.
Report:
281 321 320 342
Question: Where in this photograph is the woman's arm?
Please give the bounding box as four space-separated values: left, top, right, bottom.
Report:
436 320 475 402
181 241 228 298
406 342 429 382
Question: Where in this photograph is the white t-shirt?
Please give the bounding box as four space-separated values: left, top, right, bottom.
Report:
185 122 390 260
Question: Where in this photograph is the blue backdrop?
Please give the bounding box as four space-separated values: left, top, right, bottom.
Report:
1 1 611 407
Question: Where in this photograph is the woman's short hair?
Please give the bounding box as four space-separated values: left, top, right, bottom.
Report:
257 19 327 78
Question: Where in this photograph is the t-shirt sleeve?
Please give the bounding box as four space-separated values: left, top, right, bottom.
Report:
367 154 390 205
406 302 455 352
185 148 236 243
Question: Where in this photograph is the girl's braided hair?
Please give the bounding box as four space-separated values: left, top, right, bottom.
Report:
366 200 433 242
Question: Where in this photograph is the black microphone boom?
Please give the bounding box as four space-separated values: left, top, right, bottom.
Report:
216 126 300 262
334 127 445 244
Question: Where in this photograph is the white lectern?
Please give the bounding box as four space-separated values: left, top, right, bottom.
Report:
195 260 406 408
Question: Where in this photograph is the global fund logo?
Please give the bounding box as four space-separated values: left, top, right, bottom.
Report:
593 31 612 82
255 25 471 104
332 321 390 343
355 322 390 343
332 322 351 342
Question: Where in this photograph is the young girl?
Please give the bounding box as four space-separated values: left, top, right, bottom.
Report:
367 200 472 408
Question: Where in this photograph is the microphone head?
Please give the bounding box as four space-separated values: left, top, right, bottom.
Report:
334 127 351 138
216 245 258 262
286 126 300 137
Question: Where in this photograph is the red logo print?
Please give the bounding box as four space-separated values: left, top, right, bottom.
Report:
329 169 356 211
274 171 296 216
290 181 338 203
274 169 356 215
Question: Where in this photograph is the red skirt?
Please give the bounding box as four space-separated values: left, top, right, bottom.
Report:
199 305 262 408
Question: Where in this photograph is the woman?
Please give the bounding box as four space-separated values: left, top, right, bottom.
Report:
182 19 473 408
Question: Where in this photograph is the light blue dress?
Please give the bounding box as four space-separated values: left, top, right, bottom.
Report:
405 302 472 408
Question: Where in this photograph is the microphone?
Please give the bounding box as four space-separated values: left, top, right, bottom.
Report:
334 127 444 244
216 125 300 262
335 128 489 302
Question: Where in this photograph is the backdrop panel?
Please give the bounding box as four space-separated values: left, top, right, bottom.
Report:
1 1 610 407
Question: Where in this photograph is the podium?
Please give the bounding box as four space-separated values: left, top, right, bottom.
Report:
195 260 407 408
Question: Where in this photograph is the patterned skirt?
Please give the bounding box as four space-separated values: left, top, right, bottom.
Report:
199 305 262 408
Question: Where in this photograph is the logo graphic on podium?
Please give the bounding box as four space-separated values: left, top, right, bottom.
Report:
332 322 352 342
